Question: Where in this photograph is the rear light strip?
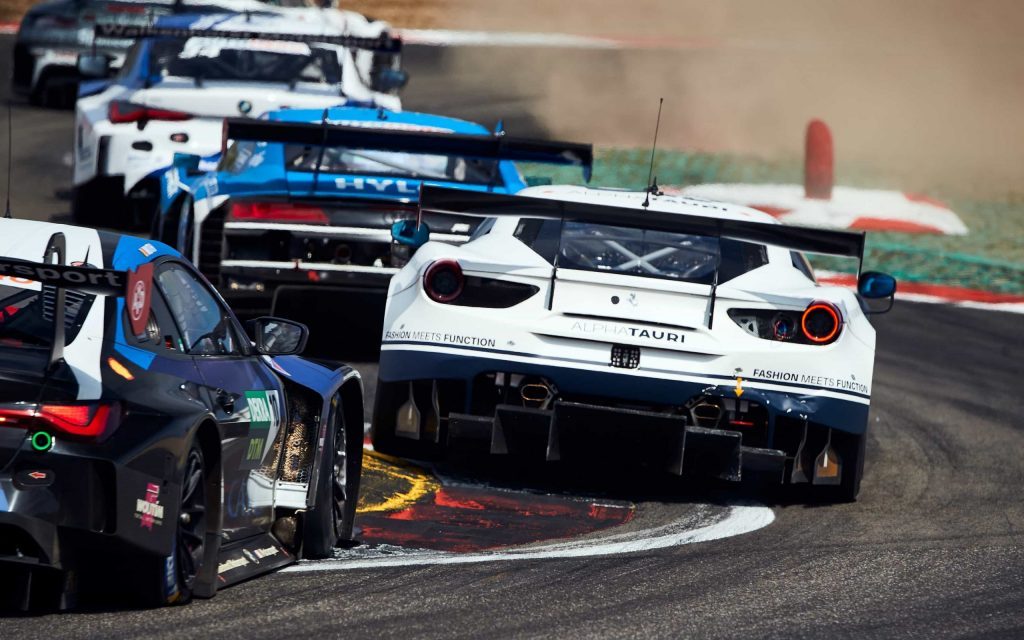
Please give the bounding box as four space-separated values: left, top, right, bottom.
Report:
0 403 118 440
229 201 329 224
109 100 191 124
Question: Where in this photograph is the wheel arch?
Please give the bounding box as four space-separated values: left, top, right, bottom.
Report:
153 191 185 245
278 364 361 509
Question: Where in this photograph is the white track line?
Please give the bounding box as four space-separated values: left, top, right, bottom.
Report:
285 504 774 572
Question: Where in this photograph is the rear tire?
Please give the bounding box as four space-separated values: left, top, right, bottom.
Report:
302 395 362 558
72 178 122 228
132 444 209 606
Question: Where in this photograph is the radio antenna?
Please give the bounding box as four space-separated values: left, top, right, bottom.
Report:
641 97 664 209
4 100 12 219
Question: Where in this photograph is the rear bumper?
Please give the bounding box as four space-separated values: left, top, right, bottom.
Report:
376 345 870 482
0 451 177 573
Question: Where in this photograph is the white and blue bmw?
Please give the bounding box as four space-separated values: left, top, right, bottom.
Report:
72 11 404 229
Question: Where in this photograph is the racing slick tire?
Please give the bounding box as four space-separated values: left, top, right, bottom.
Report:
130 443 211 606
30 72 77 109
175 199 196 262
72 177 122 228
302 395 362 559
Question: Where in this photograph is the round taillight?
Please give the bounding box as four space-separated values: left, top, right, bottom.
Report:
801 301 842 344
423 259 464 303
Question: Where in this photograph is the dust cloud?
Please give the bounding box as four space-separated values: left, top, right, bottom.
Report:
425 0 1024 195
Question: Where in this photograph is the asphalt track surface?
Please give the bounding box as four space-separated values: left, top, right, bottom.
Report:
3 35 1024 639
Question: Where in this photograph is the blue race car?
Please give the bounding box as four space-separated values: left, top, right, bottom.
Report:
0 218 364 609
152 107 592 323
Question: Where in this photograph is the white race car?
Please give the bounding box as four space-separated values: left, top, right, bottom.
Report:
12 0 275 107
72 11 404 229
372 185 897 500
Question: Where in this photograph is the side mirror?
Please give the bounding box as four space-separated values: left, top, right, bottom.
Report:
246 317 309 355
372 68 409 93
172 152 202 176
391 219 430 249
858 271 897 313
77 53 111 79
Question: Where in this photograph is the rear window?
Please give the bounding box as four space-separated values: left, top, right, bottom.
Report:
0 284 96 348
284 144 500 185
149 38 342 85
514 219 768 285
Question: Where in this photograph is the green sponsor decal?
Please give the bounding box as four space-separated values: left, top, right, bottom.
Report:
241 390 280 468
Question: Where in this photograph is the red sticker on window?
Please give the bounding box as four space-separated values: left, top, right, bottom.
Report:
127 262 154 336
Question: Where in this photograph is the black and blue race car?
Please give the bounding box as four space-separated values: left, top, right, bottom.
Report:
0 218 365 610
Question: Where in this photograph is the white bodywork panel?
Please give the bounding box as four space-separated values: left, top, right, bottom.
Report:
381 186 877 412
0 219 107 401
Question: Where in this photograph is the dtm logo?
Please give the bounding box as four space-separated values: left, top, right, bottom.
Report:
334 177 417 194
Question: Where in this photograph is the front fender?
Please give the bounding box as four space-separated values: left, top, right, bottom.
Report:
268 356 360 508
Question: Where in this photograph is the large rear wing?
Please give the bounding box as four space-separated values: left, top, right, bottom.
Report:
0 233 140 368
418 186 867 328
93 23 403 54
0 257 127 296
418 186 865 261
223 118 594 179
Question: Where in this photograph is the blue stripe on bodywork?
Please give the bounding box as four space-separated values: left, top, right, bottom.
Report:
379 347 871 435
0 486 8 512
111 236 179 271
114 298 156 370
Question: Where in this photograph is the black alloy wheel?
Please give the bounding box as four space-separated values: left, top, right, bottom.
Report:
331 408 355 540
303 397 360 558
177 446 208 596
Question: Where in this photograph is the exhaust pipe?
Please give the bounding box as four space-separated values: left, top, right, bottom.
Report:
520 381 554 409
689 400 723 428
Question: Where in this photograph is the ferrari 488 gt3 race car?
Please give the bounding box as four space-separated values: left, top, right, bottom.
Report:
152 108 591 326
372 186 897 501
72 11 405 229
0 219 365 610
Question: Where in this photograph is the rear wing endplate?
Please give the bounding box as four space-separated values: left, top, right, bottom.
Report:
93 23 402 54
223 118 594 179
418 186 865 261
0 233 135 368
